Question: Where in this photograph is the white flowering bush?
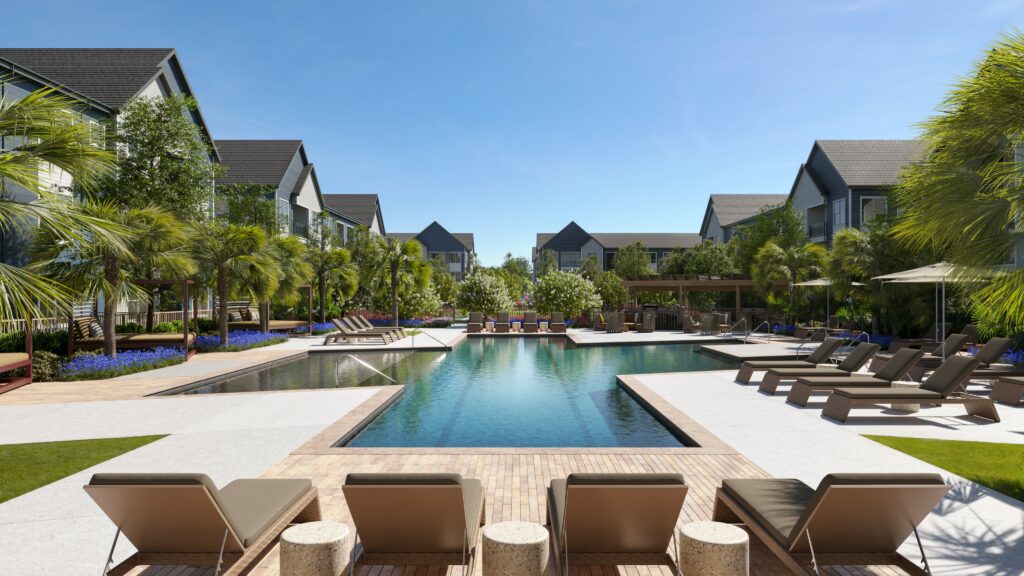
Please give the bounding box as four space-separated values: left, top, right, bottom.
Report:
533 271 602 317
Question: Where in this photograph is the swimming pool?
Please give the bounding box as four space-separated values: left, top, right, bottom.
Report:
345 338 735 448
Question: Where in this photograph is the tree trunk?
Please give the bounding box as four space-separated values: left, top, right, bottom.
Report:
145 287 156 333
103 291 117 357
260 300 270 333
391 265 399 327
217 268 229 344
318 275 328 323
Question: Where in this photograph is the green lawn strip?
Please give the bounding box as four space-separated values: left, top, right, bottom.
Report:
865 435 1024 503
0 435 166 503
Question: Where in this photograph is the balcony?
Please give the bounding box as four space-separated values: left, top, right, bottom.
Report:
808 221 828 243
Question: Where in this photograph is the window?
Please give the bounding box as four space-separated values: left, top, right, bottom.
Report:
559 251 581 270
832 198 847 230
860 197 888 226
446 252 462 265
276 198 291 235
648 252 658 264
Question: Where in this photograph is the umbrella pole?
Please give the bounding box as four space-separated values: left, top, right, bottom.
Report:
941 279 946 358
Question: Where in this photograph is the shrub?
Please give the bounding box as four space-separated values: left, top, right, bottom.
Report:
456 273 513 316
60 348 186 381
117 322 145 333
196 330 287 352
533 271 602 318
153 318 218 334
31 351 62 381
592 271 627 308
0 330 68 356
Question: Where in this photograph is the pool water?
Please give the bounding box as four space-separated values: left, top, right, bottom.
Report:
346 338 735 448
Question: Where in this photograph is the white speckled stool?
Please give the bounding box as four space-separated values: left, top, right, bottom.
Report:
890 380 921 413
679 521 749 576
280 521 349 576
482 521 549 576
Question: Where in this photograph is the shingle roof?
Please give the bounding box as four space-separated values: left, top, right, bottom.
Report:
389 231 475 252
0 48 174 109
708 194 788 227
816 140 926 187
321 194 380 227
215 140 302 187
535 232 700 250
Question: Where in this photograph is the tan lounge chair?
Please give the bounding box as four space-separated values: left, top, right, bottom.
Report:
71 317 196 353
758 342 881 395
991 376 1024 406
341 317 401 340
343 473 485 574
84 472 319 576
0 351 32 395
324 319 393 345
354 315 406 338
494 311 511 333
888 321 953 352
822 355 1000 422
547 473 687 576
550 311 566 333
735 338 843 384
787 348 925 407
226 308 308 332
713 473 948 575
467 312 484 333
523 311 539 333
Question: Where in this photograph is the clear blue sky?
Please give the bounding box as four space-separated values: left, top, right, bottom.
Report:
7 1 1023 265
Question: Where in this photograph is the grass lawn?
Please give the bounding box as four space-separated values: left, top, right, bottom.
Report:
0 435 165 503
866 435 1024 503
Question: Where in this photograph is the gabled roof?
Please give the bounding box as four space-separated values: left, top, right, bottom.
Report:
215 140 303 187
701 194 788 235
322 194 381 228
389 222 475 252
452 233 475 251
589 233 700 249
815 140 926 187
0 48 175 109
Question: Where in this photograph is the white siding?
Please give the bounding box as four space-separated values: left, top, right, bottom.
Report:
790 166 825 214
294 174 321 215
368 213 383 235
138 78 167 99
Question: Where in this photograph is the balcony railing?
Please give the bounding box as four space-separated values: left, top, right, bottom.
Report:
808 221 828 239
291 221 309 238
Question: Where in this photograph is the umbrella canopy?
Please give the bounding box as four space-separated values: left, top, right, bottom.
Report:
793 279 866 287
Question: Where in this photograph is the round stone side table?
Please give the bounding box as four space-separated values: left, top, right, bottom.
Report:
679 521 749 576
280 521 349 576
482 521 549 576
890 380 921 413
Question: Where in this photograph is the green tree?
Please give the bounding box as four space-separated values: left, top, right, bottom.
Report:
220 183 278 230
578 254 602 280
730 202 805 275
592 271 627 308
259 235 312 332
533 271 602 317
308 214 358 323
429 256 458 306
501 253 532 279
455 273 512 315
0 83 128 322
612 242 653 278
105 95 221 220
125 208 196 332
660 242 737 276
893 31 1024 333
752 241 828 322
370 237 432 326
536 248 558 276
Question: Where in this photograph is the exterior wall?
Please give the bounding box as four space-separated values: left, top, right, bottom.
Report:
581 238 604 270
807 147 849 243
790 166 827 241
367 213 383 235
291 171 321 237
702 212 724 244
416 223 471 280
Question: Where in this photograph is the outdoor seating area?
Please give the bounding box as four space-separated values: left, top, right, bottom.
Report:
464 311 568 335
324 316 409 345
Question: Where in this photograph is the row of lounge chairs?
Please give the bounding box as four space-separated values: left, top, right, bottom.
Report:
592 311 657 333
467 311 567 333
324 316 408 345
737 334 1021 421
84 470 949 576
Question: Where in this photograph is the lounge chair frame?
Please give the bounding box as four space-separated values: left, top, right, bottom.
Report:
991 377 1024 406
787 348 927 407
324 319 394 345
822 390 1001 422
758 343 880 395
735 338 843 384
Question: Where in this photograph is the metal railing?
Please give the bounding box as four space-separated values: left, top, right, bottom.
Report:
808 221 827 239
795 327 831 360
724 318 747 336
744 321 772 343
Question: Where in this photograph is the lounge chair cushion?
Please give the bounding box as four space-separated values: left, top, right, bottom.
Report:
743 360 816 369
767 367 851 377
216 478 313 547
0 352 30 368
88 320 104 338
721 478 814 546
796 376 888 387
89 472 217 489
833 387 944 400
228 312 243 322
548 473 685 537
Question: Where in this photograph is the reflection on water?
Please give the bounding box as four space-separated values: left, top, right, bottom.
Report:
347 338 736 448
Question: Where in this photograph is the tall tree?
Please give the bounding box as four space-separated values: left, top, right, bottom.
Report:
612 241 654 278
730 202 805 275
0 83 128 322
370 237 432 326
105 94 221 220
536 248 558 276
893 31 1024 333
259 234 312 332
308 214 358 323
220 183 278 230
128 209 196 332
752 240 827 322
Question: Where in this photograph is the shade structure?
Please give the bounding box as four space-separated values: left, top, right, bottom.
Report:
792 279 865 328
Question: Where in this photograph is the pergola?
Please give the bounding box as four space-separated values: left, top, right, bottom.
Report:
620 276 788 319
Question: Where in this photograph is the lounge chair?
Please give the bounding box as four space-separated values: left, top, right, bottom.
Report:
523 311 539 333
757 342 880 395
353 315 406 339
467 311 484 333
592 312 606 331
681 313 697 333
226 308 308 332
947 337 1024 381
70 316 196 354
822 355 1000 422
340 318 402 341
605 311 624 334
494 311 511 333
888 322 952 352
343 473 485 573
868 333 969 376
84 472 320 576
922 323 979 352
991 376 1024 406
550 311 566 333
547 473 687 576
324 319 393 345
713 473 948 575
735 338 843 384
787 348 925 407
0 351 31 395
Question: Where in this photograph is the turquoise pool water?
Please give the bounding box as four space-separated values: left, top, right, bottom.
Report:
346 338 735 448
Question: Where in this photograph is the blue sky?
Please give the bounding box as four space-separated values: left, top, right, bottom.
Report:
7 1 1024 265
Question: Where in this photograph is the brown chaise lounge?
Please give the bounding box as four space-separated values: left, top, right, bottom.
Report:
713 473 948 575
888 322 953 352
494 311 511 333
84 472 320 576
340 317 400 341
71 317 196 354
868 333 969 378
992 376 1024 406
467 311 484 333
735 338 843 384
226 308 307 332
0 351 31 395
758 342 880 395
822 355 1000 422
343 473 486 574
324 318 393 345
786 348 925 407
522 311 539 333
352 315 406 339
550 311 567 333
547 473 687 576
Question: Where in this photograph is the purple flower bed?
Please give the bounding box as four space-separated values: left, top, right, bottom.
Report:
368 316 454 328
61 347 185 381
294 322 335 335
196 330 288 352
969 345 1024 366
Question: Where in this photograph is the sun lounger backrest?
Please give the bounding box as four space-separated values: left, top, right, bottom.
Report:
962 324 981 344
975 337 1012 366
468 312 483 324
921 356 981 396
497 311 510 323
930 333 969 358
344 473 469 554
84 473 245 554
805 339 842 364
874 348 925 382
524 311 537 323
340 317 365 332
787 473 947 554
836 343 880 372
551 311 564 324
562 473 686 554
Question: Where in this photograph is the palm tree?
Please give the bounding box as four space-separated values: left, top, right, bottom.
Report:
371 237 431 327
252 235 312 333
126 209 196 332
752 241 828 323
308 216 358 322
893 31 1024 333
190 222 275 344
0 83 128 322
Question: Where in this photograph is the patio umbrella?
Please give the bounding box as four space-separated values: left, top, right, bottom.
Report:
792 278 865 329
872 262 996 357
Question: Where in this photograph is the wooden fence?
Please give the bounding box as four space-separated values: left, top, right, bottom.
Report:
0 309 218 334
